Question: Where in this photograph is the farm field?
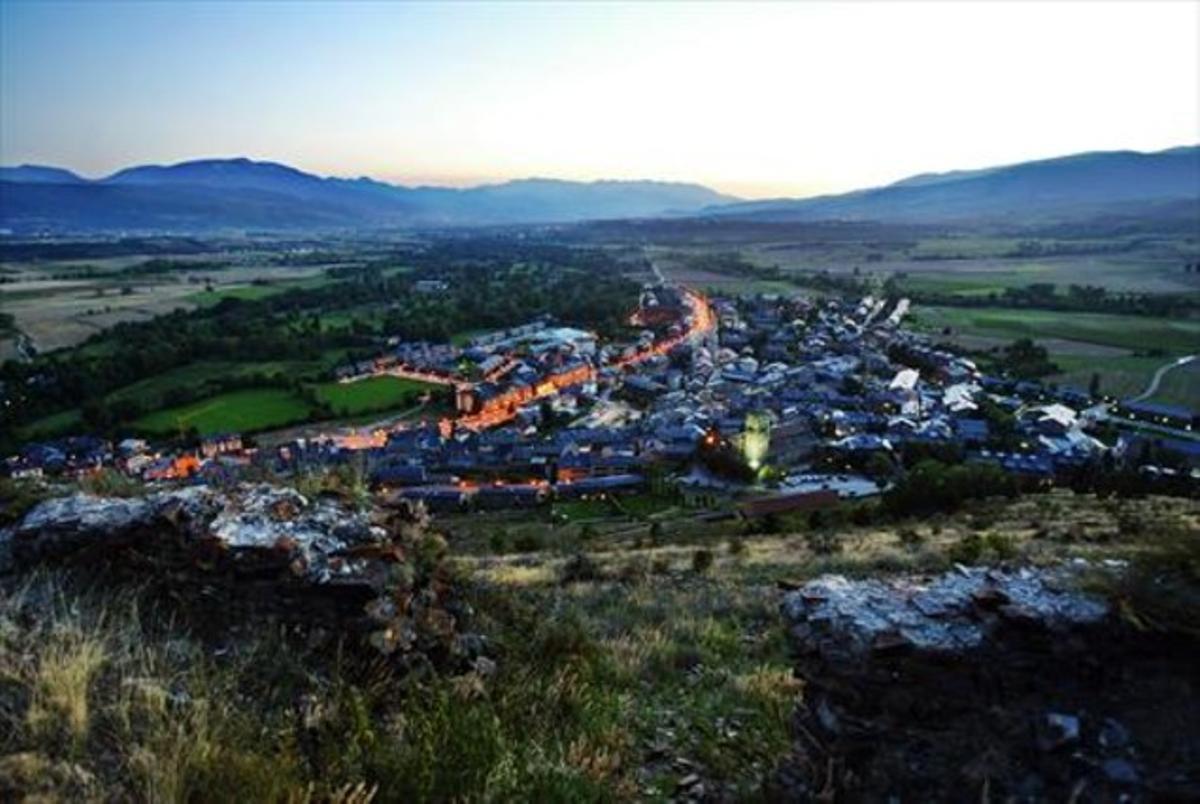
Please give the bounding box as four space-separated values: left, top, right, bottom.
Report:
0 260 332 353
16 352 357 442
911 306 1200 355
186 273 335 306
132 388 316 436
1047 355 1174 401
1151 359 1200 410
738 235 1200 298
313 376 436 416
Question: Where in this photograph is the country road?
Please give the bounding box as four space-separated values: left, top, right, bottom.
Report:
1127 354 1197 404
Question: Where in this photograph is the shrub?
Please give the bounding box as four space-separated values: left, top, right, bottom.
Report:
897 527 925 550
727 537 747 557
512 532 545 553
804 530 841 556
0 479 49 526
651 557 672 575
691 549 714 574
948 532 985 564
560 552 602 584
983 532 1018 561
79 468 145 498
617 558 649 585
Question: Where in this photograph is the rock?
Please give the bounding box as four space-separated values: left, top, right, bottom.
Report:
1101 757 1140 786
780 565 1111 660
9 484 478 667
1099 717 1131 751
1038 712 1081 752
773 563 1200 800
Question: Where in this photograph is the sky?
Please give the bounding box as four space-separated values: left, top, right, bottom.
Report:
1 1 1197 199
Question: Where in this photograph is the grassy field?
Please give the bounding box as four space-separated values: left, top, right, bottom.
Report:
1153 359 1200 410
18 352 358 442
912 306 1200 355
0 260 332 354
313 376 434 416
132 388 315 436
17 409 84 442
744 234 1200 297
1048 355 1166 398
186 274 334 307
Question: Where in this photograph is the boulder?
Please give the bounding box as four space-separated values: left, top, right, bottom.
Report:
769 564 1200 801
7 484 473 666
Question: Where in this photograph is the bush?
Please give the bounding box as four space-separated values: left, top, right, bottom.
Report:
651 558 672 575
0 479 49 526
1105 521 1200 637
79 469 145 499
488 530 508 553
884 459 1018 517
948 532 985 564
804 530 841 556
617 558 649 585
897 527 925 550
691 549 714 574
560 552 602 584
727 537 747 557
512 533 545 553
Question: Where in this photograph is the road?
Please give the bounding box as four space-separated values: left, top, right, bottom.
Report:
1127 354 1197 404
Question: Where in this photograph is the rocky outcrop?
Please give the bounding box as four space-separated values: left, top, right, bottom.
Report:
771 565 1200 801
5 485 481 668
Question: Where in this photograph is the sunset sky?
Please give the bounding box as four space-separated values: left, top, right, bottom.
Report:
1 0 1197 198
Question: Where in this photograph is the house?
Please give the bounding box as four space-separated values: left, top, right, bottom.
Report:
738 489 840 519
1115 400 1195 431
200 433 242 459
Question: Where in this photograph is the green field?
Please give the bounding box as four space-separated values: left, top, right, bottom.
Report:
18 409 84 441
1048 355 1164 398
187 275 333 307
913 307 1200 354
1152 359 1200 410
313 376 434 416
106 359 327 406
133 388 315 436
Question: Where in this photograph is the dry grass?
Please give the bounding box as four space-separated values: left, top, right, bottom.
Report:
1 490 1196 800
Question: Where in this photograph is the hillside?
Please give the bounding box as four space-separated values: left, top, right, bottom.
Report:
704 146 1200 224
0 158 736 232
2 475 1197 800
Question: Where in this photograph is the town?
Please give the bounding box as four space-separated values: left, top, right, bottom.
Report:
7 278 1197 518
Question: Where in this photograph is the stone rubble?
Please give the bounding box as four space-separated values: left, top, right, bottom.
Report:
4 484 476 666
781 563 1111 658
770 563 1200 801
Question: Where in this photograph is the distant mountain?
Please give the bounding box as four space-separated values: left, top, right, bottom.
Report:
703 146 1200 224
0 165 85 184
0 157 737 232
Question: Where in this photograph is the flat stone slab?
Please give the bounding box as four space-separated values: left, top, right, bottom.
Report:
781 563 1112 658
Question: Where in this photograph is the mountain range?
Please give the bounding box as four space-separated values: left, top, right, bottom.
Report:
0 159 738 232
1 146 1196 232
701 146 1199 224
